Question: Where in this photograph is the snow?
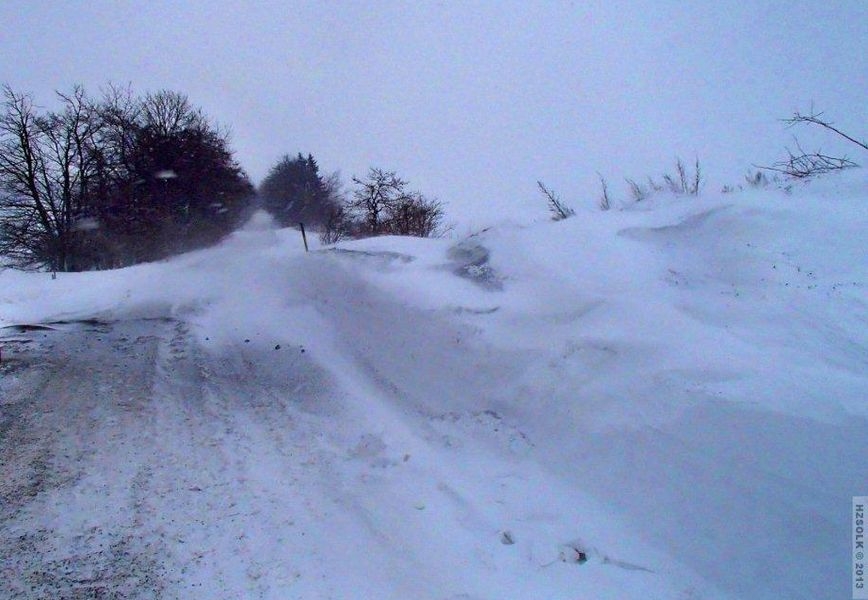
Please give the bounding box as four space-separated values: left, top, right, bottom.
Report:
1 170 866 599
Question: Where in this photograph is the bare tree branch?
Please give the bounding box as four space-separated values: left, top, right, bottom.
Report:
784 108 868 152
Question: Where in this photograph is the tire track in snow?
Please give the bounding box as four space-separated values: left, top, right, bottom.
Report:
0 317 170 599
0 311 355 598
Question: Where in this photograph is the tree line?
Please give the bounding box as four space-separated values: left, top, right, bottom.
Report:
0 84 446 272
0 85 254 271
259 154 446 244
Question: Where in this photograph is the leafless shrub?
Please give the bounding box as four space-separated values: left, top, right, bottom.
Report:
318 205 351 245
625 178 649 202
723 170 776 194
759 139 858 178
597 173 611 211
662 157 702 195
385 192 447 237
744 170 769 188
619 157 702 204
536 181 575 220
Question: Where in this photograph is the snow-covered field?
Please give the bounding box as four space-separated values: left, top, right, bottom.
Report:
1 171 866 599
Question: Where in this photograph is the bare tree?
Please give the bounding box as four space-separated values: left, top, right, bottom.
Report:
140 90 207 137
0 87 45 266
0 85 103 270
346 167 445 237
95 84 143 183
349 168 409 235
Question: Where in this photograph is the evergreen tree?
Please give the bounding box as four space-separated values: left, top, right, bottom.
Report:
259 153 336 227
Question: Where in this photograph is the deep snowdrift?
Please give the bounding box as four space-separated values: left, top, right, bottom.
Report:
1 170 866 599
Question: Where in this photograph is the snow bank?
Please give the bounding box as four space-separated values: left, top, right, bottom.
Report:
319 170 867 599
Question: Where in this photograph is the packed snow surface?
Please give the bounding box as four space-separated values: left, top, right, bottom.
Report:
1 171 866 599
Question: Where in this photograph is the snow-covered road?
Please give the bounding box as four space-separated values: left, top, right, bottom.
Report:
1 314 325 597
0 274 705 600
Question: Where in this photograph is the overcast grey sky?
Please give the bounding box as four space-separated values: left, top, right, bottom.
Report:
2 1 866 226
